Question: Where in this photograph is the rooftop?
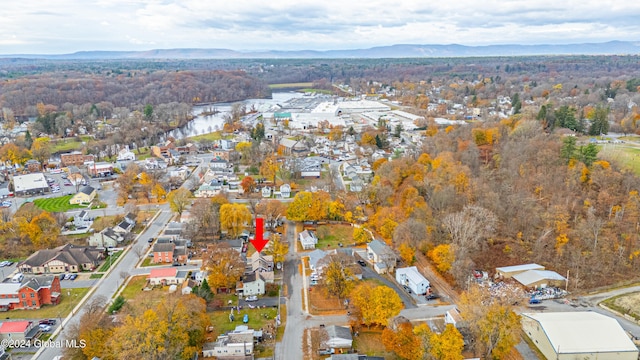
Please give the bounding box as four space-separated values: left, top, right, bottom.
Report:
523 312 638 353
0 321 31 333
496 263 544 274
149 268 178 278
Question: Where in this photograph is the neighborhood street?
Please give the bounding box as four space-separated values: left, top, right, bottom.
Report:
34 206 174 360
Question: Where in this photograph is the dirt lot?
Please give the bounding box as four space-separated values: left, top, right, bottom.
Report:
605 291 640 320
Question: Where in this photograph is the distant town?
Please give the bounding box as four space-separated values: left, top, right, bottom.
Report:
1 55 640 360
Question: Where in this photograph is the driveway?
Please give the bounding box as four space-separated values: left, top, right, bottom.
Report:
360 263 416 309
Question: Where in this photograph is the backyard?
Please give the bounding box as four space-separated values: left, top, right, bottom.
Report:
33 195 85 212
315 224 355 249
2 287 90 320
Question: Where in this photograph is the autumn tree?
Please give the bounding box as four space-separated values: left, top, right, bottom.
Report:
398 243 415 265
240 176 257 194
260 154 279 184
184 198 222 241
167 188 191 216
350 283 403 327
414 323 464 360
219 203 252 239
265 233 289 264
286 191 313 221
0 143 30 165
458 285 520 359
382 322 423 360
205 243 245 290
322 254 355 299
428 244 455 273
256 200 286 230
30 137 51 164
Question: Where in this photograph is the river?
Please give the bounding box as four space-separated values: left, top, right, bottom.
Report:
168 92 305 139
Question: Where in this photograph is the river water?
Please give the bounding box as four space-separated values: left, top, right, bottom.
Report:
169 92 305 139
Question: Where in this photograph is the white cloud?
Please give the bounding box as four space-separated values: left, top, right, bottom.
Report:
1 0 640 54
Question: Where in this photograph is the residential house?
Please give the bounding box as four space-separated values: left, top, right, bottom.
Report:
349 177 364 192
240 273 266 296
73 210 91 228
153 242 175 264
395 266 430 295
113 218 134 234
151 140 176 163
87 228 124 248
248 251 274 273
279 183 291 198
298 157 321 178
19 244 104 274
210 157 230 169
299 230 318 250
261 186 272 198
212 149 231 161
279 138 308 156
367 239 396 274
169 166 190 181
328 355 385 360
25 159 42 173
147 268 188 286
445 308 465 329
116 148 136 162
0 275 61 311
202 325 255 359
195 180 224 197
175 143 198 155
322 325 353 350
0 321 37 341
307 249 328 274
60 152 94 167
69 186 96 205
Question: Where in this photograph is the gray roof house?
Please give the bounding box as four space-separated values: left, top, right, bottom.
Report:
323 325 353 349
299 230 318 250
367 239 397 274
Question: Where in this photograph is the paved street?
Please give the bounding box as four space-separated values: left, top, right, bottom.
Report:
34 206 174 360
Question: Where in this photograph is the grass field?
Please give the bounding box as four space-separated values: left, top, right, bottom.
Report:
121 275 149 300
315 224 355 249
599 145 640 175
51 136 94 153
188 131 224 142
353 330 394 359
300 88 333 94
2 288 90 320
268 82 313 89
33 195 85 212
602 291 640 321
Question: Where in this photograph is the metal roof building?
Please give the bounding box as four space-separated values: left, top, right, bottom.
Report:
495 263 544 278
522 312 639 360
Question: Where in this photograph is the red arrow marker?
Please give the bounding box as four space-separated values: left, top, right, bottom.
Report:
250 217 269 253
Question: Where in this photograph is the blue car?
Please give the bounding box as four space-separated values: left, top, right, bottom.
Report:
529 298 541 304
243 314 249 323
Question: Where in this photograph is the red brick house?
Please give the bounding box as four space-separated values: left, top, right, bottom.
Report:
60 151 95 167
153 242 175 264
0 275 61 311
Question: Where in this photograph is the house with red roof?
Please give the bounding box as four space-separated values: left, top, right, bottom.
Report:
147 268 189 286
0 320 36 341
0 275 61 311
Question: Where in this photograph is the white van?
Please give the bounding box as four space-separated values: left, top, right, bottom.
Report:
11 273 24 283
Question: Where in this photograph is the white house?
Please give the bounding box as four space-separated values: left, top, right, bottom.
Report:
202 326 255 359
299 230 318 250
117 148 136 161
395 266 430 295
280 183 291 198
367 239 396 274
73 210 92 228
261 186 272 198
240 273 265 296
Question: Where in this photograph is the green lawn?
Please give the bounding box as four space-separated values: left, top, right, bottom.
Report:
315 224 355 249
97 251 123 272
33 195 85 212
51 138 86 153
268 82 313 89
209 307 278 334
2 288 90 320
121 275 149 300
599 145 640 175
188 131 223 142
140 258 154 267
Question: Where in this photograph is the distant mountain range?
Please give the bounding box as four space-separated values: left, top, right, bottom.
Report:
4 41 640 59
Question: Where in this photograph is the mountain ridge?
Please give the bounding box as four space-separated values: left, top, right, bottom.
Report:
2 41 640 59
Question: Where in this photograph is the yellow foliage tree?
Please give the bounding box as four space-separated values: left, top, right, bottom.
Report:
205 243 245 290
286 191 313 221
260 154 279 183
381 322 424 360
219 203 252 239
360 133 376 146
398 243 415 265
350 283 404 327
167 188 191 216
152 183 167 201
353 227 370 244
429 324 464 360
428 244 455 273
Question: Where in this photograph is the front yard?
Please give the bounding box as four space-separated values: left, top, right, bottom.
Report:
2 287 90 320
97 250 123 272
33 195 85 212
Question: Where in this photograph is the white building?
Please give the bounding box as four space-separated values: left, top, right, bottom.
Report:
395 266 430 295
279 184 291 198
522 312 638 360
12 173 49 196
299 230 318 250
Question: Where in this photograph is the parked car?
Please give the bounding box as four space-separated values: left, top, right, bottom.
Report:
38 324 51 332
0 261 8 267
425 293 440 300
529 298 541 304
245 295 258 302
243 314 249 323
64 273 72 280
39 319 56 325
69 274 78 280
357 259 367 267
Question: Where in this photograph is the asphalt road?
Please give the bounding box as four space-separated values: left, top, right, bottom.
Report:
34 206 174 360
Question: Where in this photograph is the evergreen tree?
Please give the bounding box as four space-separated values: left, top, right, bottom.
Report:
588 106 610 136
24 130 33 149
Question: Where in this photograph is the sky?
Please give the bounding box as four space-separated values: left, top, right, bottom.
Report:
2 0 640 54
